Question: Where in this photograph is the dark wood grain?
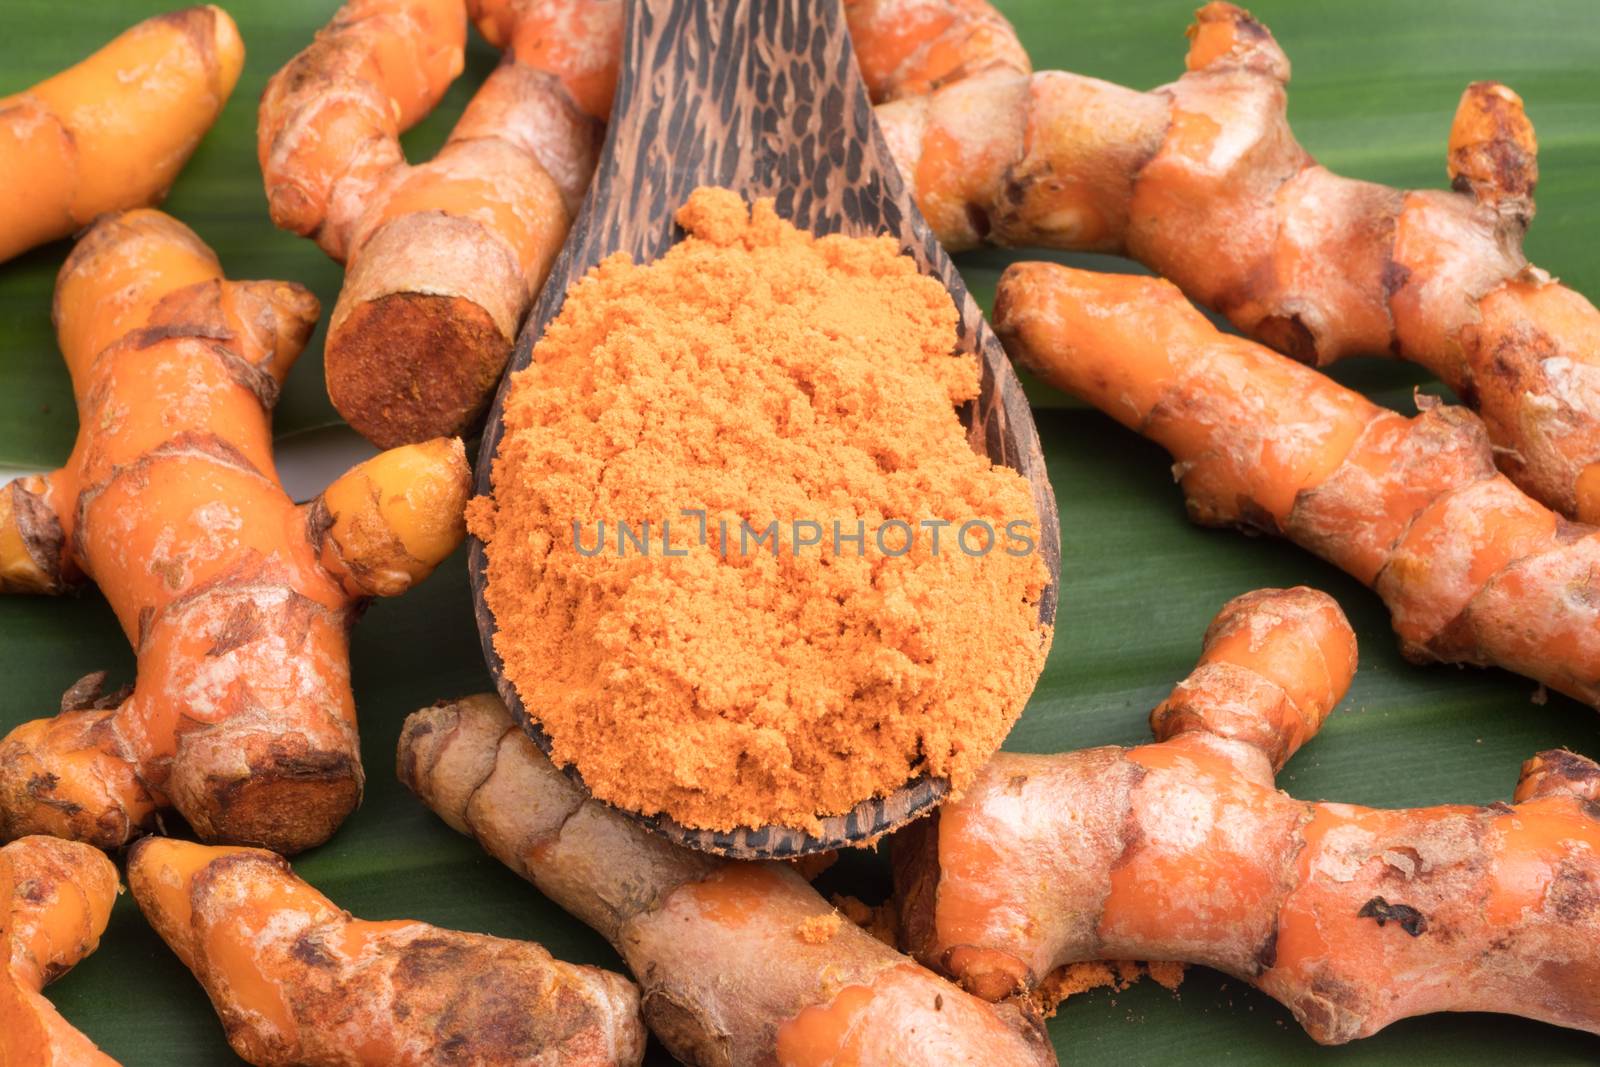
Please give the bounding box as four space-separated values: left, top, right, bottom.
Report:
471 0 1061 858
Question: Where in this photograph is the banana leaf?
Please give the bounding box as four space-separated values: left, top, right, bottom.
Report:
2 1 1599 1063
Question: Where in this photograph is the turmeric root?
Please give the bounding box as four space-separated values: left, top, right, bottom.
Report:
398 694 1059 1067
876 1 1600 523
843 0 1029 103
995 262 1600 708
894 587 1600 1044
258 0 614 447
0 210 469 854
0 6 243 263
1 836 120 1067
127 837 644 1067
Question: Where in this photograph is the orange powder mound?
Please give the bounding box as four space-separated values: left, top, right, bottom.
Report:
474 186 1051 832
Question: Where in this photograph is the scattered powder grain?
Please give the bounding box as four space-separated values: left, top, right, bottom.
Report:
830 894 900 948
473 186 1051 832
1030 962 1187 1018
796 913 843 945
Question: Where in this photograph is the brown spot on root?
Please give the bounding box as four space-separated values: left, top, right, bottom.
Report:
25 774 83 816
1380 260 1412 300
156 4 222 79
641 989 732 1067
390 935 630 1062
141 281 286 409
4 479 70 593
1255 314 1317 364
140 567 337 667
290 933 337 968
150 557 187 591
303 496 335 552
1107 762 1151 875
1482 325 1555 404
1547 861 1597 923
1519 749 1600 802
326 292 508 448
393 936 472 982
1448 82 1538 215
965 202 993 243
989 998 1055 1060
207 601 266 657
393 713 440 797
1233 12 1271 43
1295 970 1369 1044
1378 844 1424 881
1357 896 1427 936
59 671 132 713
126 322 233 351
891 808 943 963
201 747 363 855
1253 924 1278 972
1228 495 1281 537
189 849 294 898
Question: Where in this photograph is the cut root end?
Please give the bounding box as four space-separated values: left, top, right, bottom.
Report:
327 292 510 448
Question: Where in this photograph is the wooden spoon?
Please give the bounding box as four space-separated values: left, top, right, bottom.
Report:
471 0 1061 858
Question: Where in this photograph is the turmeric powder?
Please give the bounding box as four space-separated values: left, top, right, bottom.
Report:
474 186 1050 833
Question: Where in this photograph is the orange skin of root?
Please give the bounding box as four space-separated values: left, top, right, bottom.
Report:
0 5 242 263
996 261 1600 708
1 836 120 1067
127 837 644 1067
876 1 1600 523
258 0 615 448
0 210 469 855
895 587 1600 1044
398 694 1059 1067
843 0 1029 103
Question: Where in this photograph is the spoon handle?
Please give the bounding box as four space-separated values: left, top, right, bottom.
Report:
574 0 888 262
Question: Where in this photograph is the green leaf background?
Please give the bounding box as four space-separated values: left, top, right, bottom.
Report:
3 1 1599 1063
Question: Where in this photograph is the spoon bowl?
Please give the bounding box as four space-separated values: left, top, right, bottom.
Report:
471 0 1060 858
